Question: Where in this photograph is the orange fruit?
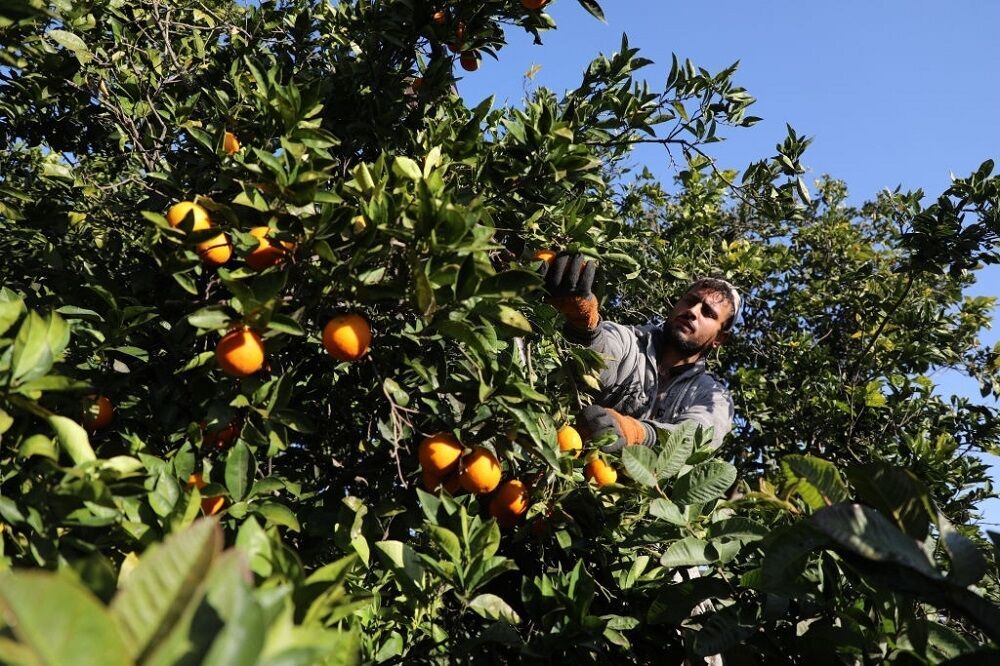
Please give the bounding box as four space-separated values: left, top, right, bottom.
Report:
585 458 618 487
522 0 548 9
432 10 446 24
204 420 240 450
533 249 557 263
246 226 295 270
223 131 240 155
459 50 480 72
197 233 232 266
442 473 462 494
187 473 225 515
458 447 501 494
422 468 443 490
323 313 372 362
489 479 529 528
557 425 582 457
167 201 211 230
83 395 113 431
351 215 368 236
215 328 266 377
418 432 464 476
448 21 465 53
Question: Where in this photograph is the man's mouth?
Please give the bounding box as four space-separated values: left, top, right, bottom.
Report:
674 320 694 334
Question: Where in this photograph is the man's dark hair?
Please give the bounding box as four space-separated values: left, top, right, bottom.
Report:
687 278 742 332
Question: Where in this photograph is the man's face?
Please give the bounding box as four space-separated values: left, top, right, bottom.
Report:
664 288 732 356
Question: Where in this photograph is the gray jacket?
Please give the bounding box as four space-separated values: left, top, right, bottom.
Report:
569 321 734 449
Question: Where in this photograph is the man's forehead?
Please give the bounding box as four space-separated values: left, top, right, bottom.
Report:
682 288 731 312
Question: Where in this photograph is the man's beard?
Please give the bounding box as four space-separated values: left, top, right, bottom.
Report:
663 323 711 357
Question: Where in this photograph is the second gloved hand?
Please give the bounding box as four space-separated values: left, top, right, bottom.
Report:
540 253 599 331
577 405 649 453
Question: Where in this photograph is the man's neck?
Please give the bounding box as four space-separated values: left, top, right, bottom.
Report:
658 346 703 372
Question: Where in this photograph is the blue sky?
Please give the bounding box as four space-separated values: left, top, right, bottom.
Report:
456 1 1000 526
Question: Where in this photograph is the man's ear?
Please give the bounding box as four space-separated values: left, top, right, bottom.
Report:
712 330 731 348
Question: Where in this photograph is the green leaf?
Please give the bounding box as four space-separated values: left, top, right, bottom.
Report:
811 503 941 579
660 537 714 568
692 604 758 657
225 442 252 501
0 572 130 666
469 594 521 624
575 0 606 22
656 424 695 480
622 446 658 487
48 29 92 63
252 501 301 532
671 460 736 505
781 454 849 510
374 541 424 597
0 295 24 336
494 304 532 333
48 414 96 464
649 498 687 525
110 518 223 661
188 306 233 331
392 156 422 181
845 463 934 540
267 313 305 335
647 576 731 625
938 515 986 587
12 311 53 384
428 525 461 564
18 433 58 460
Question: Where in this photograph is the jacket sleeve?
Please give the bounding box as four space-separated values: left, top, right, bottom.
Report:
565 319 655 411
638 382 734 450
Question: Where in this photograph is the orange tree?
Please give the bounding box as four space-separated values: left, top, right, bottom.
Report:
2 0 1000 663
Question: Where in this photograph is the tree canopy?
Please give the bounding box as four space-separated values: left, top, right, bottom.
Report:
1 1 999 663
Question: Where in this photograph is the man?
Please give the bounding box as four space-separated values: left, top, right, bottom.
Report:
542 254 737 451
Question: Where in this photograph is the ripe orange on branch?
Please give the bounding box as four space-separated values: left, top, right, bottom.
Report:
187 473 225 515
215 328 266 377
166 201 211 230
533 249 557 263
459 447 501 493
489 479 529 528
223 131 241 155
585 458 617 487
522 0 549 10
246 226 295 270
418 432 464 476
197 233 232 266
323 313 371 361
557 425 582 457
83 395 114 431
459 50 480 72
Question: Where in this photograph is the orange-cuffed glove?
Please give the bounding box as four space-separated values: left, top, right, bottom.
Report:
540 253 600 331
577 405 650 452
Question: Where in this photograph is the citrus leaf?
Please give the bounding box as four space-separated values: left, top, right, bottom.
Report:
660 537 714 568
0 571 130 666
671 461 736 505
469 593 521 624
781 455 849 510
622 446 658 487
47 414 96 464
110 518 223 660
811 503 941 579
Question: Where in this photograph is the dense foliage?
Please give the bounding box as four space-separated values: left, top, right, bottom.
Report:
2 0 999 663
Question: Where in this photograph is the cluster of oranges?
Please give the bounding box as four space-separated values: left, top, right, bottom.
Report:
418 433 527 527
416 421 616 531
165 184 373 380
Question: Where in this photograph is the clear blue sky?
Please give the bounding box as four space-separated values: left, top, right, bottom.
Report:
456 1 1000 526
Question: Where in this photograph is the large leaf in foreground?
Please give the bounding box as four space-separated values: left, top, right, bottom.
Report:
110 517 223 660
0 571 130 666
